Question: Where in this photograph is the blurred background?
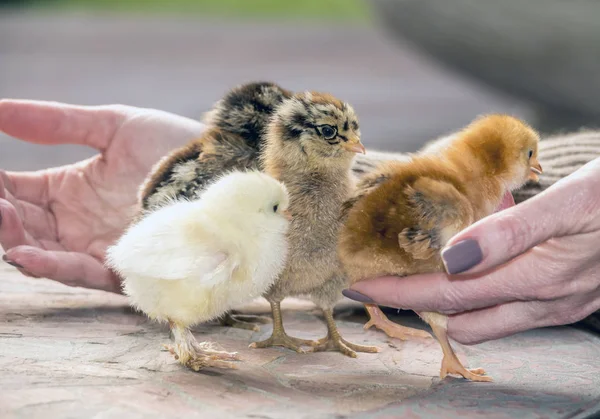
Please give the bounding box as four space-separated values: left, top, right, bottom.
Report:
1 0 598 170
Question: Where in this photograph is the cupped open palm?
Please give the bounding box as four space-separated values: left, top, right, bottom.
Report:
0 100 204 292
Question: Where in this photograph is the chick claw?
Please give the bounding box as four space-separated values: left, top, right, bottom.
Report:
364 304 432 340
220 312 271 332
309 335 380 358
249 332 316 354
440 355 492 382
312 309 380 358
163 342 241 371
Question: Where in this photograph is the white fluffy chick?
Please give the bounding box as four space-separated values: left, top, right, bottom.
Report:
106 171 291 371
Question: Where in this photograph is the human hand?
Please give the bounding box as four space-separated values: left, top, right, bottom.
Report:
0 100 204 293
347 157 600 344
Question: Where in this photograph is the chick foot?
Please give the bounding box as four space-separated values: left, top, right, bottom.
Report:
428 319 492 382
363 304 432 340
219 311 271 332
248 301 316 353
440 354 489 381
168 322 240 371
249 331 315 353
310 309 379 358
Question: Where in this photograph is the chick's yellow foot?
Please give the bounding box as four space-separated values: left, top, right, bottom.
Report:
249 330 315 354
312 308 380 358
249 300 316 353
220 311 271 332
426 318 492 382
310 334 380 358
364 304 432 340
440 354 491 382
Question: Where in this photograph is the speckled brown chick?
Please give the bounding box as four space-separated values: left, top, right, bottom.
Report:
248 91 379 358
137 81 293 331
338 114 543 380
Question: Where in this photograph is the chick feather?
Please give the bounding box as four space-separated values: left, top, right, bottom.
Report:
106 171 291 371
339 114 543 381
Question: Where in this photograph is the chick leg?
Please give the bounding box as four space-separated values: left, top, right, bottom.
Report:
310 309 380 358
421 312 492 382
249 300 316 353
165 321 240 371
219 311 271 332
363 304 432 340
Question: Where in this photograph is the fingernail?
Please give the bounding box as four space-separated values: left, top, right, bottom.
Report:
441 239 483 274
2 254 23 269
342 289 375 304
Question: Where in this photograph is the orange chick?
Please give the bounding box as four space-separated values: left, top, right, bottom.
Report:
338 114 542 382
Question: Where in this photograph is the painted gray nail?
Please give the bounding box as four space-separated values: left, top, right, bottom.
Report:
342 289 375 304
2 254 23 269
441 239 483 274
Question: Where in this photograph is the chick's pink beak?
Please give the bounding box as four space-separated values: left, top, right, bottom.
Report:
342 137 366 154
282 209 293 221
528 158 543 181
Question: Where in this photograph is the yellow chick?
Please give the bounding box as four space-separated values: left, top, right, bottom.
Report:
106 171 291 371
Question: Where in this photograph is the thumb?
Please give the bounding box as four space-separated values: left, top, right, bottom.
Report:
441 157 600 275
0 99 132 151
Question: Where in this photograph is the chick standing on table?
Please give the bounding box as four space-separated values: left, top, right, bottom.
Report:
106 171 291 370
339 115 543 380
249 92 378 357
139 81 292 331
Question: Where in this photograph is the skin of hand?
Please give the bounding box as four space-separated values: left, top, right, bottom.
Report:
348 157 600 345
0 100 204 293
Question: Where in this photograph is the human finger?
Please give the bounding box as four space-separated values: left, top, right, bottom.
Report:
3 245 122 294
440 158 600 275
346 239 589 314
447 290 600 345
0 99 132 152
0 169 52 207
0 199 39 250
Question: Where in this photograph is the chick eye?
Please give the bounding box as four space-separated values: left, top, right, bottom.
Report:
318 125 337 140
528 150 533 159
273 204 278 213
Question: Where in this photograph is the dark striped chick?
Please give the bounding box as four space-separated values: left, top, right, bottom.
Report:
140 81 292 210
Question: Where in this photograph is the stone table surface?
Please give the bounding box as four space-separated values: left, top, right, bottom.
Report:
1 262 600 419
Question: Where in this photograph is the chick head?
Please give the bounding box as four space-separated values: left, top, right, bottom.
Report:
265 91 365 168
460 114 543 189
200 170 291 231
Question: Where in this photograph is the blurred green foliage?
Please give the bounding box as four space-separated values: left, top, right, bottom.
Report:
28 0 370 21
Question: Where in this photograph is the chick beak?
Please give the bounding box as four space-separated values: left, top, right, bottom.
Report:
282 209 293 221
342 137 366 154
528 158 543 181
